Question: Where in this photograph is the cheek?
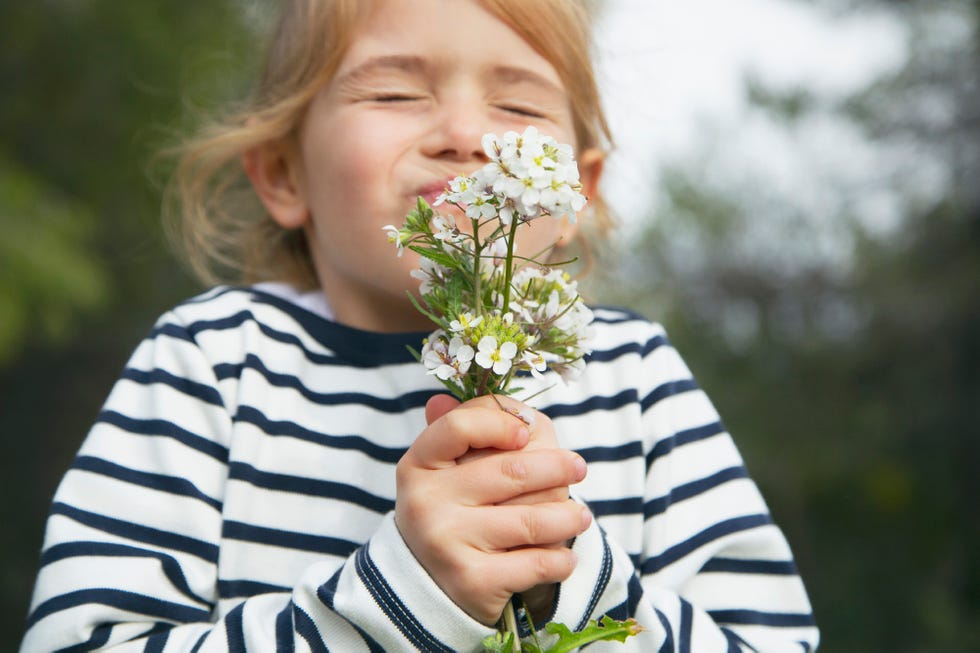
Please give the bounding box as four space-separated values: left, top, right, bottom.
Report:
515 218 564 256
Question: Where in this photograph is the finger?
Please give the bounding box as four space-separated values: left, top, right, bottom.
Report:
409 405 530 469
457 448 586 505
425 394 460 425
450 547 579 625
478 501 591 550
489 546 579 597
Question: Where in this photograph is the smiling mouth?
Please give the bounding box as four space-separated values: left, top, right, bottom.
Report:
415 180 454 206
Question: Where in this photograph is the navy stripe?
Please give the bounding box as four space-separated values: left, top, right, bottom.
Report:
27 589 208 630
224 601 246 651
214 362 244 381
293 604 329 653
144 627 170 653
218 579 290 599
543 389 638 419
641 379 699 412
190 632 208 653
587 496 643 518
120 367 224 407
275 602 295 653
149 322 196 344
355 545 453 652
642 514 773 575
317 572 340 610
721 628 759 653
709 609 817 628
626 573 644 618
72 455 222 512
54 624 112 652
97 410 229 463
223 520 359 557
655 607 675 653
700 557 799 576
49 503 219 563
679 598 693 653
645 466 749 519
318 574 386 653
237 353 434 413
234 406 407 464
575 533 613 632
228 462 394 514
646 421 726 471
576 441 643 464
40 541 212 607
585 333 668 363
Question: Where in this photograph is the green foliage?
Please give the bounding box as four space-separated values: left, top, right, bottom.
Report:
482 616 642 652
0 151 107 362
0 1 258 647
590 4 980 650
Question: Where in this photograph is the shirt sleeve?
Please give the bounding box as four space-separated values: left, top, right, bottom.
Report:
537 322 820 651
19 309 496 652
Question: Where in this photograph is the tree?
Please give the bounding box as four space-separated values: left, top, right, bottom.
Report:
0 2 258 645
591 1 980 650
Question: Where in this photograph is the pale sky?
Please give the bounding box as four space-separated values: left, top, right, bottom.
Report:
594 0 909 229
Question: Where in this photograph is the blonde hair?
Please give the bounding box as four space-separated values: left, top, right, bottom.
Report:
167 0 613 288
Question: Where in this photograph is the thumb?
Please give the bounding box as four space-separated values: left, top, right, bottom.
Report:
425 394 461 425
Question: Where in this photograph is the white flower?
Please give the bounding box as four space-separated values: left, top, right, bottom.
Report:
449 312 483 333
382 224 407 256
474 336 518 375
422 333 475 382
411 256 450 294
431 214 463 245
522 350 547 378
465 193 498 220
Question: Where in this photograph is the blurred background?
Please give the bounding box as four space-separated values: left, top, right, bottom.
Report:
0 0 976 650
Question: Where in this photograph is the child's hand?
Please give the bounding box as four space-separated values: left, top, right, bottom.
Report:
395 394 590 625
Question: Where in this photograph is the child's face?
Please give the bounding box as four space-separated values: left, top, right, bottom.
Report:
256 0 602 332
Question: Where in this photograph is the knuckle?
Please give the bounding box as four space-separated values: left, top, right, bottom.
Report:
532 550 553 583
520 508 541 543
501 457 529 485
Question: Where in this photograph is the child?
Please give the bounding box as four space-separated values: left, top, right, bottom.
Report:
21 0 819 650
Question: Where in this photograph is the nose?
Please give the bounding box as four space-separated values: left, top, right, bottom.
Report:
421 91 490 165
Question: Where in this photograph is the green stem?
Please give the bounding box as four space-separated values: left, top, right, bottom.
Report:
471 217 484 315
502 217 520 314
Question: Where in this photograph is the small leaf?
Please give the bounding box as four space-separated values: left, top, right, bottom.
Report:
541 616 644 653
408 244 460 269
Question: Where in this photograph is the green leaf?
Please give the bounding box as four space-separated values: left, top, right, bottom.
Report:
482 631 516 652
540 616 643 653
408 244 460 269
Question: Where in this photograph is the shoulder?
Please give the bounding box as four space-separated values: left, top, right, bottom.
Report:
587 305 672 360
165 284 306 327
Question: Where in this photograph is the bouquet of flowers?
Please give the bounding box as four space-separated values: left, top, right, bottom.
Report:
385 126 641 652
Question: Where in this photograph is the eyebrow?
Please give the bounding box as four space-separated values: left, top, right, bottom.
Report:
336 55 429 87
484 64 566 99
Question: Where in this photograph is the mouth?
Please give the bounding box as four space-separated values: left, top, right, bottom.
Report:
414 178 455 207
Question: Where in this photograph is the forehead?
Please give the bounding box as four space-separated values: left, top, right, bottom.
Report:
334 0 565 89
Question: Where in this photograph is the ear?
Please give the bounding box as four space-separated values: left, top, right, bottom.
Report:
558 147 605 243
243 142 309 229
577 147 605 204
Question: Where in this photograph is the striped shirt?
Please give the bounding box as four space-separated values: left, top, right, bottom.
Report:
21 285 818 651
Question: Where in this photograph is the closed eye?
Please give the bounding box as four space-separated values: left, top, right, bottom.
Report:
497 104 546 119
373 94 422 103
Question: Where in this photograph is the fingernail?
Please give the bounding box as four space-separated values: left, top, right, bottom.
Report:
572 454 587 481
579 506 592 530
